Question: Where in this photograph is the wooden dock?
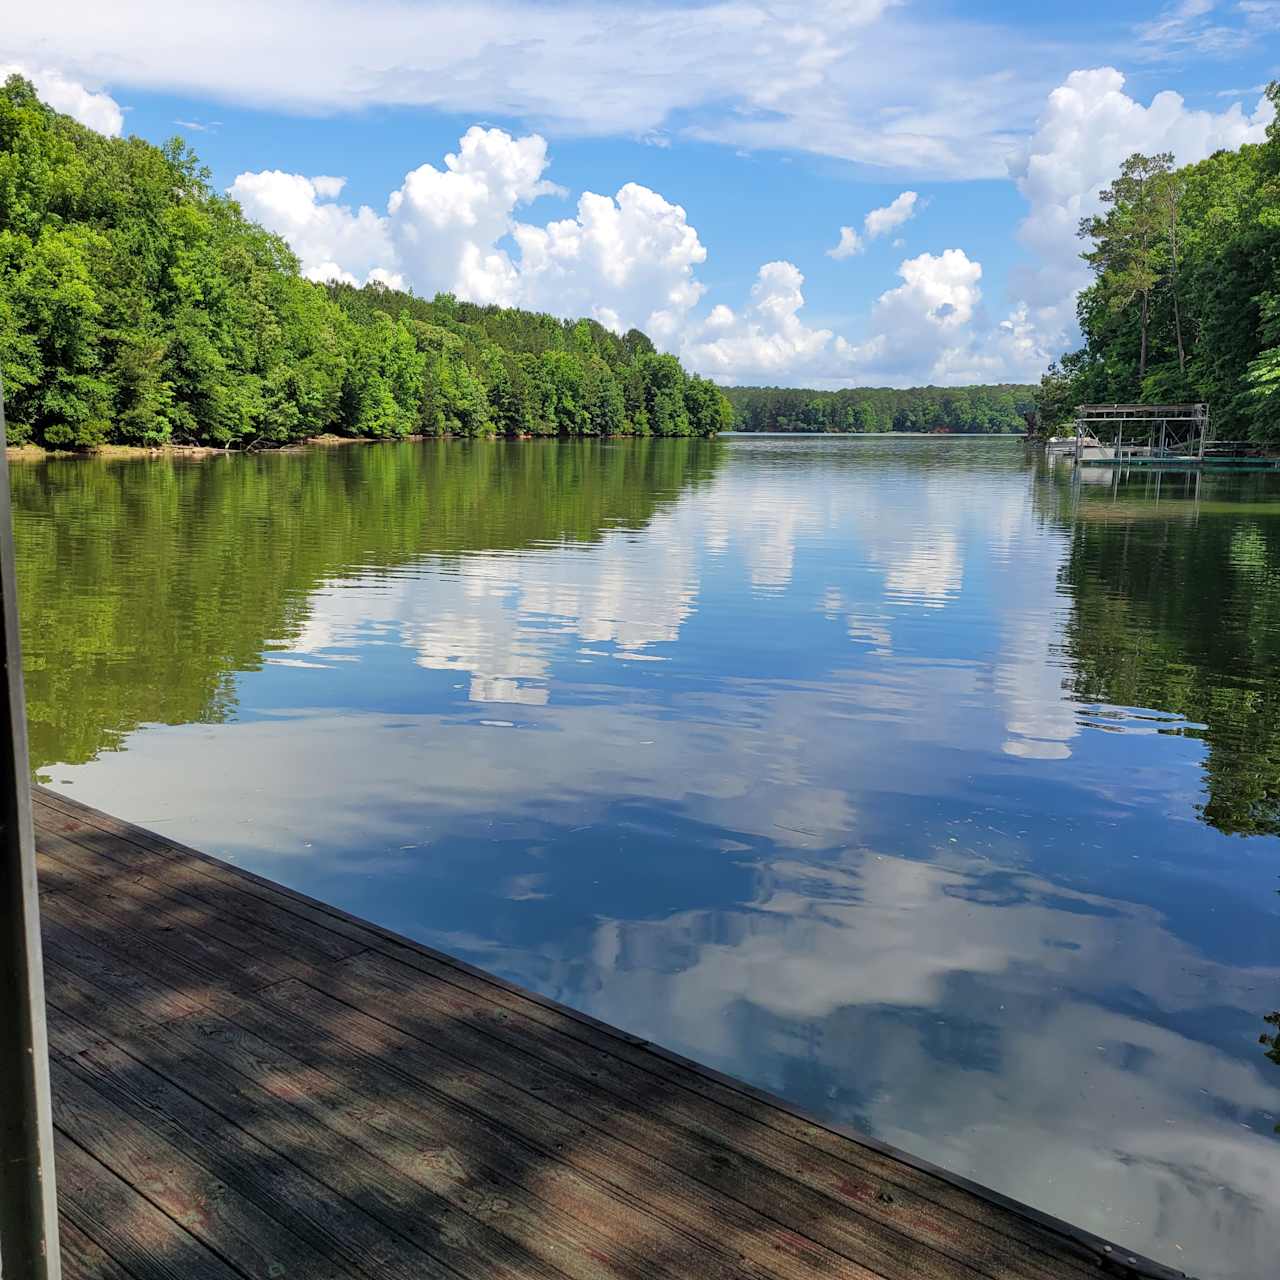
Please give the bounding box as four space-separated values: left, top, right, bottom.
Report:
1076 454 1280 469
31 785 1185 1280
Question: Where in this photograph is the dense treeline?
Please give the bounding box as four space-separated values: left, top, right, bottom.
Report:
0 76 729 448
723 384 1036 434
1038 84 1280 443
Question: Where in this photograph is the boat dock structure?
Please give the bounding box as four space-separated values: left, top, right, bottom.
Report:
1045 403 1280 470
29 784 1187 1280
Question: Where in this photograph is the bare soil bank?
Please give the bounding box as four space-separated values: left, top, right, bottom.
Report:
5 434 433 462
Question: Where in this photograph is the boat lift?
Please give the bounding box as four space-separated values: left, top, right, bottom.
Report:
1069 403 1211 466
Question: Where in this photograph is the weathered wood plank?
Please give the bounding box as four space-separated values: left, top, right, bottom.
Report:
36 832 309 985
232 978 929 1280
34 791 379 958
59 1218 143 1280
177 992 852 1280
358 941 1105 1276
51 1055 359 1280
60 1021 517 1280
53 1133 244 1280
38 859 291 996
44 967 130 1060
121 1009 737 1280
33 794 367 964
48 954 678 1280
40 916 208 1025
301 958 1027 1280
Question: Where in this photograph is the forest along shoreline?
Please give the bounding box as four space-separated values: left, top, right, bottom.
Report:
3 432 655 462
0 74 732 452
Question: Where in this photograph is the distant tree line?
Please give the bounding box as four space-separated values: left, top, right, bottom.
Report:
0 75 730 449
1037 83 1280 444
722 384 1036 434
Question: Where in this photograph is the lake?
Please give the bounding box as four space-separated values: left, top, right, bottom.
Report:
14 434 1279 1279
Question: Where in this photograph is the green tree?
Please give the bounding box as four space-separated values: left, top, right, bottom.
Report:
11 226 114 445
1079 152 1173 385
1153 166 1189 374
582 355 626 436
436 349 493 436
684 375 732 436
637 353 691 436
516 352 557 436
541 350 589 435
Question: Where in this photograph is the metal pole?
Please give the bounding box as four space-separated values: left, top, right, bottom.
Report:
0 379 62 1280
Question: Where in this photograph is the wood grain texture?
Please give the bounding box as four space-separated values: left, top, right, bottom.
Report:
34 788 1188 1280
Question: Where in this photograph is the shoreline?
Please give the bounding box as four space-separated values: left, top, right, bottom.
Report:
6 430 1027 462
6 432 728 461
4 433 429 462
719 431 1022 438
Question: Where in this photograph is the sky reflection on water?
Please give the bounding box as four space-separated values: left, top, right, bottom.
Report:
23 436 1280 1279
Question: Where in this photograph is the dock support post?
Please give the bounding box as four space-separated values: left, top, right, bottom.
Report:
0 379 62 1280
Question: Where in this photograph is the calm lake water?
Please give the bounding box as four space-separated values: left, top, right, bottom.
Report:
15 435 1279 1279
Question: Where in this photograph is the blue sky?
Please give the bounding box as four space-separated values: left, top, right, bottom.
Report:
4 0 1278 386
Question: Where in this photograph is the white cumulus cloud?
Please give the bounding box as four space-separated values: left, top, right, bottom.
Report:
681 262 835 384
233 126 707 338
228 171 396 286
386 127 563 305
847 249 992 383
1 62 123 135
878 249 982 329
511 184 707 339
827 225 864 260
684 245 1052 388
864 191 920 238
829 191 921 262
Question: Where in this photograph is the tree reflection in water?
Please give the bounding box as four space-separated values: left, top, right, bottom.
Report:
1041 462 1280 837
